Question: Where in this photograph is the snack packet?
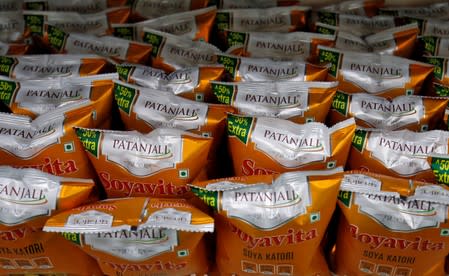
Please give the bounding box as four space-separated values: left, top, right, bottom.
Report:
422 56 449 97
23 0 123 13
227 113 355 176
315 22 371 52
141 28 221 73
112 6 216 42
190 168 343 275
129 0 210 21
23 7 130 37
224 30 335 61
44 197 214 276
333 171 449 276
75 127 212 198
0 100 97 179
379 2 449 19
0 41 31 55
217 0 301 9
0 73 117 129
418 36 449 57
348 127 449 182
42 26 153 64
116 63 225 102
0 166 102 275
319 0 384 17
211 81 337 123
328 93 448 131
0 54 108 79
215 53 329 82
318 46 434 98
0 11 28 43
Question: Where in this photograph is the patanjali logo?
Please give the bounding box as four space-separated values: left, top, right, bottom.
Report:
263 129 324 152
0 183 47 205
366 194 437 217
233 189 302 208
112 139 173 160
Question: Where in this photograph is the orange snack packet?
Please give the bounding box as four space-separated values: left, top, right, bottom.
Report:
333 171 449 276
0 41 31 55
42 25 153 65
348 127 449 182
227 113 355 176
116 63 225 103
318 46 434 98
190 168 343 275
112 6 216 42
212 81 337 123
0 166 102 275
0 100 98 179
328 93 448 131
224 30 335 61
216 53 328 82
44 197 214 276
23 7 130 37
0 54 108 79
75 127 212 198
0 73 117 128
422 56 449 97
141 28 221 73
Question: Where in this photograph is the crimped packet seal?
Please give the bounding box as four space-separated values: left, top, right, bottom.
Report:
23 0 125 13
319 0 384 17
211 80 337 123
227 113 355 176
328 93 448 131
216 53 328 82
315 22 371 52
75 127 212 198
333 171 449 276
190 168 343 276
318 46 434 98
43 197 213 276
217 0 302 9
0 54 109 79
378 2 449 19
348 127 449 182
116 63 225 102
112 6 216 42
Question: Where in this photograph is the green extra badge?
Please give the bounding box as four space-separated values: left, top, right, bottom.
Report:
338 190 352 208
47 25 68 52
24 14 45 36
0 56 17 77
431 156 449 186
352 129 367 153
423 56 445 80
76 128 101 158
0 79 17 106
331 91 350 116
318 48 340 78
142 31 164 57
419 36 438 56
114 82 136 115
116 64 133 82
215 12 231 31
190 187 218 211
61 232 81 246
227 113 253 144
227 31 247 48
113 26 135 41
217 54 239 79
211 82 235 105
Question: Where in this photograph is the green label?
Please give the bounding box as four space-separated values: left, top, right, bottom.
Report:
431 157 449 186
215 12 231 31
116 64 133 82
113 26 135 41
318 48 340 78
227 113 253 144
434 83 449 97
211 82 234 105
420 36 437 56
0 79 17 106
142 31 164 57
76 128 101 158
316 25 336 35
338 191 352 208
61 232 82 246
114 82 136 115
227 31 247 48
423 56 445 80
24 1 46 10
352 129 367 153
217 54 239 79
331 91 350 116
47 25 68 52
0 56 17 77
317 11 338 26
190 187 218 210
24 14 45 36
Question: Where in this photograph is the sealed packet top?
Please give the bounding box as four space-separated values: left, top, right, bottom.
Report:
0 166 102 275
0 54 109 79
0 73 117 128
348 127 449 182
379 2 449 19
217 0 300 8
315 22 371 52
328 93 448 131
211 80 337 124
334 171 449 276
227 113 355 176
216 53 328 82
141 27 221 73
0 100 98 179
116 63 225 103
224 30 335 62
44 197 213 276
75 127 212 198
319 0 384 17
190 168 343 275
422 56 449 97
23 0 121 13
23 7 131 37
129 0 210 21
112 6 217 42
318 46 434 98
0 11 28 43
